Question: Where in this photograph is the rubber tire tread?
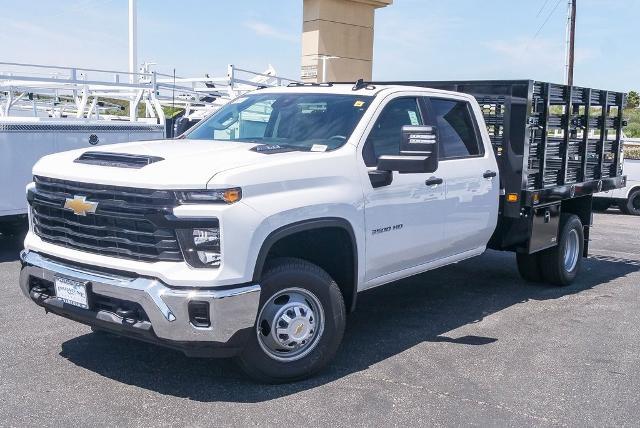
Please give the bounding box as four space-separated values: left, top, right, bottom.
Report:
236 257 346 384
539 214 583 286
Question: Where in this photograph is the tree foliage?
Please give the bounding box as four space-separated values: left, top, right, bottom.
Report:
628 91 640 109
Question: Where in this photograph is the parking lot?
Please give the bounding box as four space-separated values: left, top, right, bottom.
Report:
0 212 638 427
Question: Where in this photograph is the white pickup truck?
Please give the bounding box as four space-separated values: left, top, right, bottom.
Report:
19 80 627 382
593 157 640 215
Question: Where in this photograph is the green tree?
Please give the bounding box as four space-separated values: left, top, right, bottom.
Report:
628 90 639 109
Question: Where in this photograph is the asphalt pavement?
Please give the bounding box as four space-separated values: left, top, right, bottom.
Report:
0 211 638 427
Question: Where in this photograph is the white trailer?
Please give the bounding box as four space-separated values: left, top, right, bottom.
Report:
0 62 296 230
0 118 164 222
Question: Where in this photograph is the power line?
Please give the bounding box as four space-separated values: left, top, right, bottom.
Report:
531 0 564 41
536 0 551 18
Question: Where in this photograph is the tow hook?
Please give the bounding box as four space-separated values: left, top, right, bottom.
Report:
116 308 138 322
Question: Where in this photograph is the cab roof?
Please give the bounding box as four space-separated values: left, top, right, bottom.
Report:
254 82 475 101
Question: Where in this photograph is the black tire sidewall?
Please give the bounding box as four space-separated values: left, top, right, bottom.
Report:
541 215 583 286
237 258 346 383
625 190 640 216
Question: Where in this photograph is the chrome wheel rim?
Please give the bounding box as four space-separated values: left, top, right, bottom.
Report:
564 229 580 272
256 287 325 362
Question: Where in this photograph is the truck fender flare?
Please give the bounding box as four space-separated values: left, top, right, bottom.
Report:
252 217 359 311
624 184 640 200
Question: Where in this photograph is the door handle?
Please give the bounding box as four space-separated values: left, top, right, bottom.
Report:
483 170 497 179
425 177 443 186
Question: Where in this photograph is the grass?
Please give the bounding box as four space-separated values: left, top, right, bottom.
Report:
624 108 640 138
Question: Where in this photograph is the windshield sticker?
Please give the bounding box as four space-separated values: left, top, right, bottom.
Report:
354 100 366 107
408 111 420 125
310 144 328 152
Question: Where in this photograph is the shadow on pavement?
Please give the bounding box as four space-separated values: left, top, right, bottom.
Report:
58 249 640 403
0 234 24 263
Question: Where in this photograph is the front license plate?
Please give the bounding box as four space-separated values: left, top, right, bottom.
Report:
54 277 89 309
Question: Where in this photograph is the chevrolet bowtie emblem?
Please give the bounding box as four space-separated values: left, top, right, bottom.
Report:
63 196 98 216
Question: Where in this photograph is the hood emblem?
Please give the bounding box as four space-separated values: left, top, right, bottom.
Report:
64 196 98 216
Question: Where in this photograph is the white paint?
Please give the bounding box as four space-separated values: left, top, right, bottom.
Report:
26 84 501 291
0 121 164 217
596 159 640 200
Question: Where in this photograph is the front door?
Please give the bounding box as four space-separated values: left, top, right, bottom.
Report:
360 96 449 284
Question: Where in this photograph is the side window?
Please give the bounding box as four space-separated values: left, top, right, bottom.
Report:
429 98 483 159
362 97 423 167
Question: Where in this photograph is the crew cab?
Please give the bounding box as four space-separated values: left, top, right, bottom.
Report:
19 80 627 382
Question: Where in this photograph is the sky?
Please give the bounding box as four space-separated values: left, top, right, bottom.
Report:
1 0 638 92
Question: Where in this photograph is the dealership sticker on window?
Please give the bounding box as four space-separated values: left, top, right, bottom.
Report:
353 100 366 107
310 144 328 152
408 111 420 125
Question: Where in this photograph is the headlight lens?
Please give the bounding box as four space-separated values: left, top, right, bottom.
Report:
176 228 221 268
175 188 242 204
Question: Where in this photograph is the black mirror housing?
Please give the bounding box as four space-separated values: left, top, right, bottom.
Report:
376 125 439 174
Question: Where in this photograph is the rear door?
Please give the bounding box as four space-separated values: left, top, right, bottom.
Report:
424 96 499 254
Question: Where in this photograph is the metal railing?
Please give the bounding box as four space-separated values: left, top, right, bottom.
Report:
0 62 297 123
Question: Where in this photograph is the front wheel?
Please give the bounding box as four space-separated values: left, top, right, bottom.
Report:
539 214 584 286
236 258 346 383
621 189 640 216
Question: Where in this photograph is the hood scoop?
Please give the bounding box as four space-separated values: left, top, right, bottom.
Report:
74 151 164 169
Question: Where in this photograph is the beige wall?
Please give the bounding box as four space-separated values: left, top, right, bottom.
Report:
301 0 392 82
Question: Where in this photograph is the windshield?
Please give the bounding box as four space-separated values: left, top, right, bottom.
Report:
184 93 372 150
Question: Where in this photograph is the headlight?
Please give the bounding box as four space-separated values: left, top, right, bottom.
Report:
176 228 221 268
175 188 242 204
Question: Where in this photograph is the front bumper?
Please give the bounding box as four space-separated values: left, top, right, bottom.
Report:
19 250 261 357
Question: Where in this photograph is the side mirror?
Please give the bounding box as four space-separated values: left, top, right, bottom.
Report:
376 125 439 174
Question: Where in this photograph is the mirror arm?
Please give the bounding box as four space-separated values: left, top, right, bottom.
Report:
368 170 393 188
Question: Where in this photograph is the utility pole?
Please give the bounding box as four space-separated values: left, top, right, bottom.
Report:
565 0 577 86
128 0 138 120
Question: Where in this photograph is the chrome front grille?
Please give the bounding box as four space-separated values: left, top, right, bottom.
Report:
30 176 183 262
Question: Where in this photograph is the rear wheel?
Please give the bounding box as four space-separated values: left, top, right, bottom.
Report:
516 252 543 282
621 189 640 216
236 258 346 383
539 214 584 286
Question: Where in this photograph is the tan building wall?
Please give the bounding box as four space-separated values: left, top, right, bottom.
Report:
301 0 392 83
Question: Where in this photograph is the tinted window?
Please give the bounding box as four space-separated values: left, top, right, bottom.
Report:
363 98 423 167
430 99 482 159
186 93 371 151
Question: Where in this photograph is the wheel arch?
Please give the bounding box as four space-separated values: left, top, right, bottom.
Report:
252 217 359 312
624 184 640 200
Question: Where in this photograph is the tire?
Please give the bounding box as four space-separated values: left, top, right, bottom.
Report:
621 189 640 216
591 198 611 212
516 252 543 282
236 257 346 383
539 214 584 286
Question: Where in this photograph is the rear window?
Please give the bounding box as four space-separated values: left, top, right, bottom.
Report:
430 98 483 159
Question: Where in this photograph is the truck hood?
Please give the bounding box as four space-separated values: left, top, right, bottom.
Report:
32 139 302 189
